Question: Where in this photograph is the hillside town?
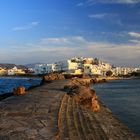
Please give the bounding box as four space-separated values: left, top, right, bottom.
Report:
33 57 140 77
0 57 139 76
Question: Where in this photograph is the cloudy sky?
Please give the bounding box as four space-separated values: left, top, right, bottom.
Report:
0 0 140 67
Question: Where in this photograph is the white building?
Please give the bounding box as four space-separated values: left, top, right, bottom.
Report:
83 64 102 75
34 61 68 74
7 66 25 75
111 67 138 76
53 61 68 72
84 64 91 75
33 57 140 77
91 65 102 75
67 58 83 71
34 64 52 74
0 67 7 75
83 58 94 64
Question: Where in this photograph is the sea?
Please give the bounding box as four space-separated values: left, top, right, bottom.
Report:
92 79 140 136
0 77 42 95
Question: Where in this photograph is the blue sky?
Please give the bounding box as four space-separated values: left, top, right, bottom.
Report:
0 0 140 67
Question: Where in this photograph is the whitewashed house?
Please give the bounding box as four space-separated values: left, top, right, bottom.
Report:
0 67 7 75
52 61 68 72
67 58 83 71
91 65 102 75
34 64 51 74
7 66 17 75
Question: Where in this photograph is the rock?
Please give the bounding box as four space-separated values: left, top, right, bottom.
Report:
82 74 91 79
91 90 100 112
64 82 100 112
90 78 98 84
90 89 98 100
64 79 100 112
92 99 100 112
70 78 92 86
13 86 26 95
44 73 65 81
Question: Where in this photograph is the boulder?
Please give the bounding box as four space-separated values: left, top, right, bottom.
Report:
91 90 100 112
92 99 100 112
64 80 100 112
13 86 26 95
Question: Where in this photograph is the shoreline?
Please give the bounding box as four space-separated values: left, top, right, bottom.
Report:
62 77 140 139
92 78 140 136
0 76 43 101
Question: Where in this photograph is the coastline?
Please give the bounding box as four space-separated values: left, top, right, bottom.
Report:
0 77 139 139
0 76 43 101
0 92 13 101
92 78 140 136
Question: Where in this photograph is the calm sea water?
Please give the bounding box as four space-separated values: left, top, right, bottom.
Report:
0 77 42 95
92 79 140 136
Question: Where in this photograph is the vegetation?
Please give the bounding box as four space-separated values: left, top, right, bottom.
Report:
130 71 140 77
106 70 113 77
93 58 99 65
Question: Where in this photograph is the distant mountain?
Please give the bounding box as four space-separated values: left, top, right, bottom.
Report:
17 65 27 69
0 63 27 70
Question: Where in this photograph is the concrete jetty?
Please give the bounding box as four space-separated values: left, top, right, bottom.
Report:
0 80 139 140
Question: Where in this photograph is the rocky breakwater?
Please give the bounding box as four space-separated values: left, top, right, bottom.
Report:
64 78 100 112
57 78 140 140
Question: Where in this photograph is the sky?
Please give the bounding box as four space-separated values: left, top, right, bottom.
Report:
0 0 140 67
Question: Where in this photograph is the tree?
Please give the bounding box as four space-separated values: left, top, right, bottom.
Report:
94 58 99 65
106 70 113 77
130 71 140 77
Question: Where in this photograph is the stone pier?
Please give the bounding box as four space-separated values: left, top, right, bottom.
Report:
0 80 139 140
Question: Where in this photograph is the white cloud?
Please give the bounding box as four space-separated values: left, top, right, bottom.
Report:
31 22 39 26
88 13 123 26
13 21 40 31
128 32 140 38
88 0 140 4
113 0 140 4
88 13 114 19
41 38 68 44
129 39 140 44
39 36 88 47
76 2 84 6
0 36 140 67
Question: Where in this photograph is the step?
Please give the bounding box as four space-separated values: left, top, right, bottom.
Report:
66 97 78 140
82 108 108 140
58 94 69 140
76 102 95 140
72 99 88 140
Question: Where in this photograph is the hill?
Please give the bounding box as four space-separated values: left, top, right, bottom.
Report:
0 63 27 70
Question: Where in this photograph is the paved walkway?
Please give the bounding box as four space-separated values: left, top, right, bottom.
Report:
0 80 68 140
